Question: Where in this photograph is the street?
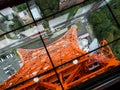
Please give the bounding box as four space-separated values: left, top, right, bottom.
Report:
0 0 105 83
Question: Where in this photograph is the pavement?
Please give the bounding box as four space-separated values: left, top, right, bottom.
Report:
50 28 68 38
0 0 103 84
0 28 69 83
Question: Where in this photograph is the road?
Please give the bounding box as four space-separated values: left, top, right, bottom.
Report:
0 31 66 83
0 0 107 84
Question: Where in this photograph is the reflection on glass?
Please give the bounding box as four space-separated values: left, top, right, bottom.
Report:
0 0 120 90
35 0 59 16
14 3 33 25
109 0 120 24
0 50 20 83
88 0 120 59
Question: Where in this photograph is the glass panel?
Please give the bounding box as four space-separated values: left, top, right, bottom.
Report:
0 49 21 83
59 0 85 10
14 3 33 25
35 0 59 16
108 0 120 24
0 26 49 86
87 0 120 59
0 0 120 90
0 3 34 34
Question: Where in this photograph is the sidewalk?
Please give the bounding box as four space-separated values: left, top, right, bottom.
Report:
50 28 68 38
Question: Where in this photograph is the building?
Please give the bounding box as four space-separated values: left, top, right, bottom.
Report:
18 1 42 24
18 10 33 24
59 0 84 10
0 0 120 89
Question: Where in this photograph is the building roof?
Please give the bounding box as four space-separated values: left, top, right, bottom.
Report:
74 4 94 17
0 7 14 16
48 14 69 28
21 24 44 37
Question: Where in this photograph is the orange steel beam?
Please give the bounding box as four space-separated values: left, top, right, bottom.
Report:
13 55 120 90
0 27 85 89
0 27 120 90
99 39 116 59
64 65 81 84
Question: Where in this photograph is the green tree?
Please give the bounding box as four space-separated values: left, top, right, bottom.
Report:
110 0 120 24
88 10 107 25
88 0 120 59
35 0 58 16
108 26 120 39
113 42 120 59
16 3 27 12
67 6 80 19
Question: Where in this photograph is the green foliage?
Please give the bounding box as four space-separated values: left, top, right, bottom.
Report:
67 6 80 19
0 12 8 21
44 9 52 16
16 3 27 12
110 0 120 23
101 32 114 42
89 11 107 24
35 0 58 16
107 26 120 39
36 0 48 9
43 21 49 29
9 15 24 34
112 41 120 59
88 0 120 59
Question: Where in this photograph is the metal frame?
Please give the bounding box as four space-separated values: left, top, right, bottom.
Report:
0 0 120 90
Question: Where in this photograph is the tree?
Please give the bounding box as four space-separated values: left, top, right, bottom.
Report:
108 25 120 39
35 0 58 16
16 3 27 12
110 0 120 24
88 10 108 25
88 0 120 59
113 42 120 59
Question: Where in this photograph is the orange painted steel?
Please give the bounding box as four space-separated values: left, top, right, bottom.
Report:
0 27 120 90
